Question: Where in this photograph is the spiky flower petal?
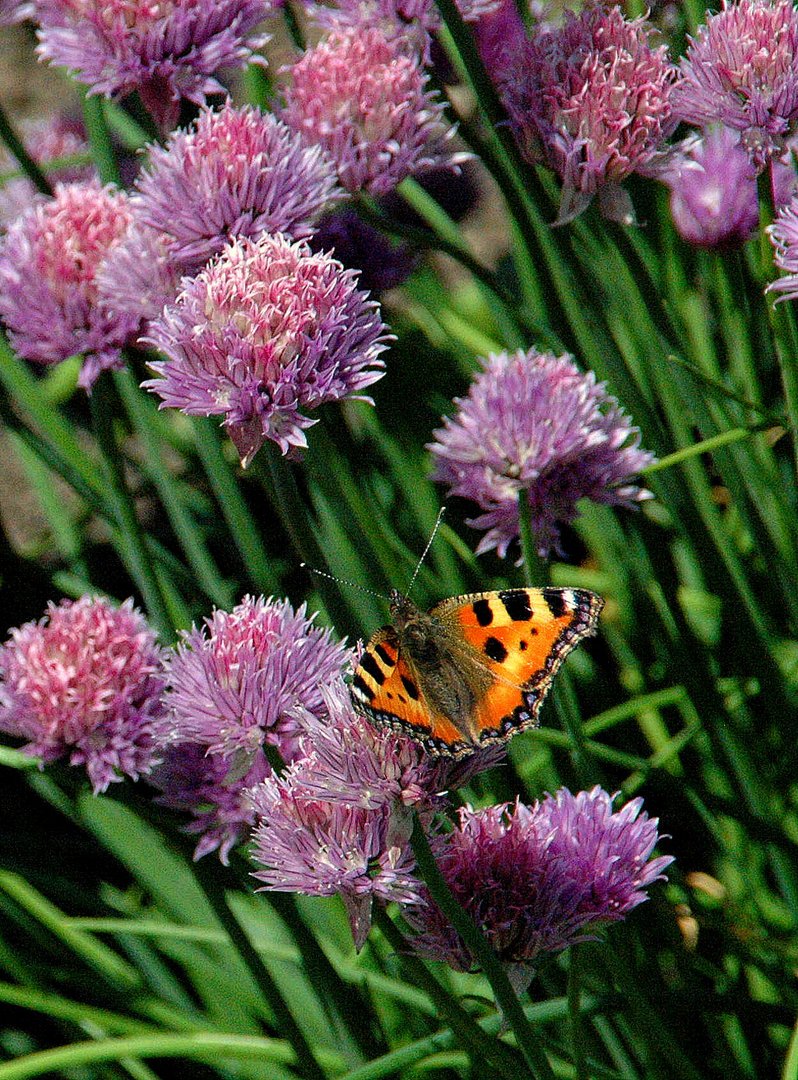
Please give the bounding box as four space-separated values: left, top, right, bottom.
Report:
280 26 464 195
428 348 654 559
0 181 135 389
672 0 798 166
144 233 389 463
406 788 673 971
0 596 165 793
767 196 798 302
133 104 341 270
502 5 676 222
34 0 272 129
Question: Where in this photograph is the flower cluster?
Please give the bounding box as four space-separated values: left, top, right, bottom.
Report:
767 197 798 303
406 789 673 976
34 0 273 129
0 115 93 229
0 181 136 389
502 5 676 222
672 0 798 167
429 348 654 559
281 26 464 195
144 233 389 463
0 597 165 793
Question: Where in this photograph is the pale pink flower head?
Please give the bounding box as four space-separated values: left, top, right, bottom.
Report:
672 0 798 167
428 348 655 559
406 788 673 975
133 104 342 271
159 595 352 760
143 233 389 464
0 596 166 793
95 221 182 339
34 0 272 130
0 181 136 389
280 26 465 195
502 5 676 223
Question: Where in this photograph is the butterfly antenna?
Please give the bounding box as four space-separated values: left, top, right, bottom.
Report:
300 563 390 602
405 507 446 598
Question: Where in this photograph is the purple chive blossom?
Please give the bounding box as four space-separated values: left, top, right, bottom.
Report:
0 596 165 793
767 196 798 302
143 233 389 464
0 115 93 229
0 181 136 389
250 761 423 950
405 788 673 974
280 26 465 196
501 5 676 223
159 596 352 761
133 104 342 271
672 0 798 167
151 742 271 862
0 0 32 24
95 222 182 339
666 127 760 249
34 0 273 130
429 348 654 560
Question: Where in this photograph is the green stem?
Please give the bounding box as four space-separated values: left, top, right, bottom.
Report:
567 945 588 1080
191 859 328 1080
81 93 122 186
90 373 176 641
0 101 52 195
410 814 558 1080
373 908 524 1080
192 418 278 597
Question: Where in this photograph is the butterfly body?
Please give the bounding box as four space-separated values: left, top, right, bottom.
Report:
352 586 604 758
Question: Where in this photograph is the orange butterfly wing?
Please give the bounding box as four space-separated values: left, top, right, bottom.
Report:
433 587 603 744
351 629 467 752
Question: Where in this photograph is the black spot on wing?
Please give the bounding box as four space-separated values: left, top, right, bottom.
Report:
542 588 568 618
352 673 372 699
498 589 533 621
400 674 420 700
375 642 395 666
360 651 386 685
472 598 493 626
484 635 508 663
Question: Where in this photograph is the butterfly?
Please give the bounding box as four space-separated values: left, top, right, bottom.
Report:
351 586 604 758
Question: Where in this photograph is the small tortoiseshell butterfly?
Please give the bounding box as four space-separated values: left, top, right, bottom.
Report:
351 586 604 758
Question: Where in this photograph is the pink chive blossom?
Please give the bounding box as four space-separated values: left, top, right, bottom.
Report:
280 26 465 196
672 0 798 168
143 233 389 464
666 127 761 249
428 348 654 560
159 596 352 761
0 181 136 389
0 596 165 793
405 788 673 976
766 196 798 302
0 115 93 229
501 5 676 223
151 742 271 862
34 0 273 130
132 104 342 271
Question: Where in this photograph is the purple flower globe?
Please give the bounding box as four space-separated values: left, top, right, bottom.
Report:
428 348 654 559
672 0 798 167
34 0 273 130
502 5 676 223
0 181 136 389
406 788 673 974
133 104 342 271
95 222 183 339
144 233 389 464
280 25 465 196
767 196 798 303
0 596 165 793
